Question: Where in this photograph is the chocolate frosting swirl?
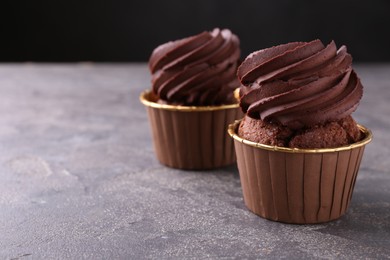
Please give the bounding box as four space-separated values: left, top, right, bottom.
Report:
149 28 240 106
238 40 363 129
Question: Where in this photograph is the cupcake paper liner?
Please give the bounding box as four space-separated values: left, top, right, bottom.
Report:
140 90 243 170
228 120 372 224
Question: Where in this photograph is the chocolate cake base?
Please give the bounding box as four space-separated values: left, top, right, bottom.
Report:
238 115 362 149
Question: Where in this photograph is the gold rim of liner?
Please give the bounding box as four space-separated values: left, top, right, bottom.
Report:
228 119 373 154
139 90 240 112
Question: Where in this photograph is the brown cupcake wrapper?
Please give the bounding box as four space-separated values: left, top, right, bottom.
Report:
228 120 372 224
140 90 243 170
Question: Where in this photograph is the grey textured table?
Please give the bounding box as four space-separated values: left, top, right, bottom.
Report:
0 63 389 259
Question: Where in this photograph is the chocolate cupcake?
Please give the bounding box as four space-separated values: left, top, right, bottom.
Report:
228 40 372 223
140 28 243 169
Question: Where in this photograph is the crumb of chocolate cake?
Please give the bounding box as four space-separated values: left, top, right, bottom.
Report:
238 115 362 149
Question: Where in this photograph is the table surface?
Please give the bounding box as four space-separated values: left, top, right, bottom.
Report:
0 63 389 259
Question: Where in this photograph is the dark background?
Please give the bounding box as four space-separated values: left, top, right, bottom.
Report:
2 0 389 62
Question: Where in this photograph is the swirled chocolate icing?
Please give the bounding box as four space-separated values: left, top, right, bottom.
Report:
238 40 363 129
149 28 240 106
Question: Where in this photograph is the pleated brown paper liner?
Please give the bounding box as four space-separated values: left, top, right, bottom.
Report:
140 90 243 170
228 120 372 224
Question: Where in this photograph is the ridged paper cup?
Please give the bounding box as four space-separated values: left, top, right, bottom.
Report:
140 90 243 170
228 120 372 224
